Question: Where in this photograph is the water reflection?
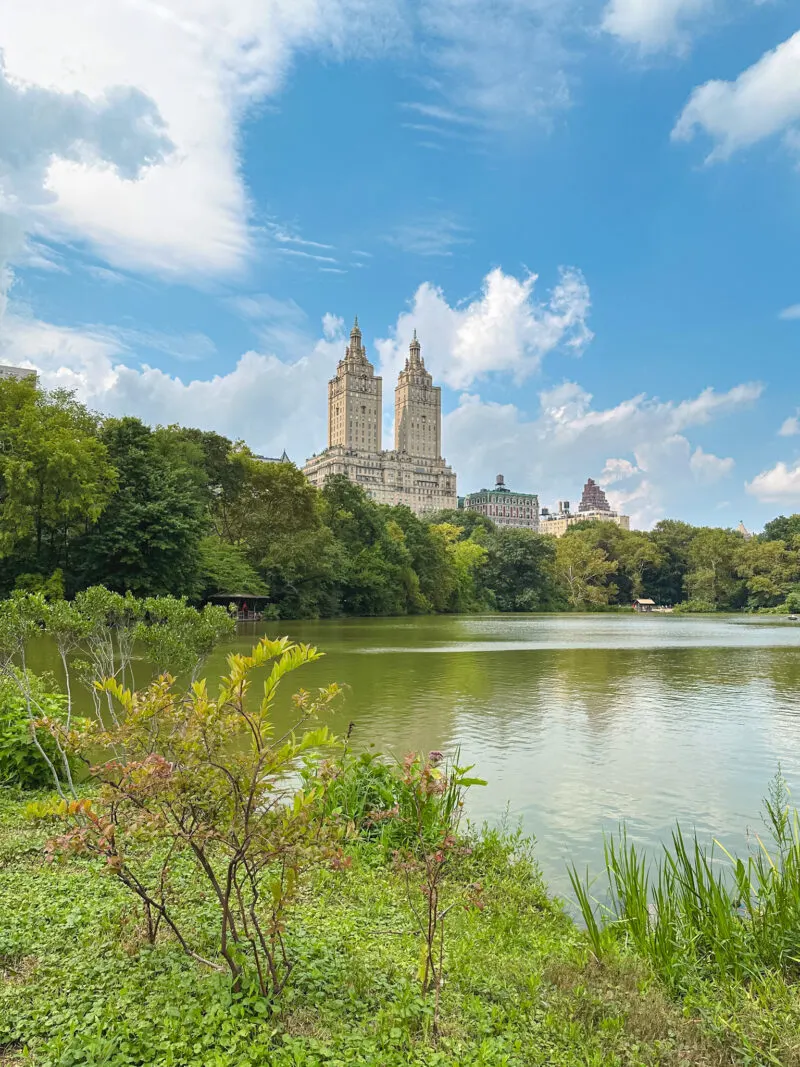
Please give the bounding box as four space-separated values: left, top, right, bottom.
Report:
26 614 800 896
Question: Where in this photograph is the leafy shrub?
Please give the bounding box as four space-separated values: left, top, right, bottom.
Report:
49 637 342 1000
673 599 716 614
0 675 68 789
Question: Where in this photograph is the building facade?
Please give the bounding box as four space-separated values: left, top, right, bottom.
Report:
0 365 36 382
304 319 457 514
539 483 630 537
578 477 610 513
463 474 539 530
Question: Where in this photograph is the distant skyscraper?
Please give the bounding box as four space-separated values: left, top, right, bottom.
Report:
394 331 441 460
328 317 382 453
539 477 630 536
579 477 611 513
304 319 457 514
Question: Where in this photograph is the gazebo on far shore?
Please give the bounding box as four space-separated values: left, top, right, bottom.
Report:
206 594 271 622
633 598 656 613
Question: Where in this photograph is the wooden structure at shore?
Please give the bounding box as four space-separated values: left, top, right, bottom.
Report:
633 598 656 613
206 594 270 622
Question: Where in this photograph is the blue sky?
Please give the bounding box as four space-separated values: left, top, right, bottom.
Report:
1 0 799 529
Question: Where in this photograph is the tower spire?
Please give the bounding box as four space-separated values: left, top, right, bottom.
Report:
346 314 365 362
409 329 422 365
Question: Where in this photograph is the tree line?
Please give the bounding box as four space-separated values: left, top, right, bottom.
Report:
2 377 799 615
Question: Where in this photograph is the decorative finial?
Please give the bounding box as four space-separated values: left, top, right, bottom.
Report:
409 329 421 363
413 328 417 340
353 314 360 331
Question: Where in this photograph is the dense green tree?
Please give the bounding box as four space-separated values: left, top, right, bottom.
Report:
561 522 656 605
386 506 453 612
482 528 556 611
196 536 269 599
223 457 321 556
0 380 116 592
320 478 422 617
762 515 800 544
684 527 744 611
735 538 800 610
429 524 488 612
648 520 697 606
425 508 496 537
554 535 618 609
74 418 205 597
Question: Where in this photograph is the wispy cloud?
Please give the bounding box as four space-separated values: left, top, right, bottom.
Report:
386 216 471 257
276 248 339 264
779 304 800 321
85 265 127 285
269 225 335 251
104 326 217 363
401 121 475 142
320 267 347 274
400 101 482 126
416 0 577 130
229 294 307 324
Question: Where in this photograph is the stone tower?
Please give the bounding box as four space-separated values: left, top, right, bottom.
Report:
394 331 441 459
328 316 382 451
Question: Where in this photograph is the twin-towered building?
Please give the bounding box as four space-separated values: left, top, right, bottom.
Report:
301 320 631 532
303 318 457 514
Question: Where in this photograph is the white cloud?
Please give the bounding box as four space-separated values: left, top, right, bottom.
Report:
1 0 587 285
779 304 800 320
444 380 761 527
779 413 800 437
0 311 340 461
673 31 800 161
602 0 712 51
375 266 592 391
0 0 404 279
689 445 734 481
601 458 642 483
0 56 170 311
747 461 800 503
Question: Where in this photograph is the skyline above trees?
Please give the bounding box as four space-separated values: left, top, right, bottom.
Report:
1 378 799 617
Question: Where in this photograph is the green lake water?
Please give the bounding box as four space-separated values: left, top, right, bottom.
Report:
33 613 800 896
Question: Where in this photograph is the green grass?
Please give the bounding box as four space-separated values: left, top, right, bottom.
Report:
570 776 800 1065
0 790 798 1066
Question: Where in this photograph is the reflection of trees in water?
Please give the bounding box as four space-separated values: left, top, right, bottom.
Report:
765 649 800 699
25 622 800 768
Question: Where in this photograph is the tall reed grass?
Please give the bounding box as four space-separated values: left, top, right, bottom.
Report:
570 775 800 993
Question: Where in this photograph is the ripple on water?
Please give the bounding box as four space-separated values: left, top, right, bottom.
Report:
147 615 800 893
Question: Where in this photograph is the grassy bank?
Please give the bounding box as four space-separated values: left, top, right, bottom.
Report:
3 792 800 1067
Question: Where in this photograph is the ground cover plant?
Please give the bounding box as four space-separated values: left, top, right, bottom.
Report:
1 789 747 1067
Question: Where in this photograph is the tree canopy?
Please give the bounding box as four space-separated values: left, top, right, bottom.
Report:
1 377 798 617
